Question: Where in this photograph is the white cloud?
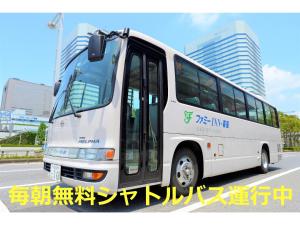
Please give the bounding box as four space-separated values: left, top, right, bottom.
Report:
264 65 300 96
263 64 300 113
182 13 220 29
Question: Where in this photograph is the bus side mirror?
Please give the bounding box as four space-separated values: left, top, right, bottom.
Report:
88 34 106 62
53 80 61 96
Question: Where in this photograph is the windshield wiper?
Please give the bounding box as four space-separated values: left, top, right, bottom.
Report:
64 70 82 119
67 96 81 118
48 89 66 123
48 71 82 123
48 89 81 123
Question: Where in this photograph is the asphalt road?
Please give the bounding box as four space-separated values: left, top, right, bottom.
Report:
0 152 300 212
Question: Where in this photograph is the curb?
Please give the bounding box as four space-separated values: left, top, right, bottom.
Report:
0 158 43 164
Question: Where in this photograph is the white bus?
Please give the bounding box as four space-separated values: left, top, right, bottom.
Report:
44 28 282 196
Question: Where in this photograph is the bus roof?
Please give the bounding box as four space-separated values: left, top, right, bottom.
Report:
128 29 274 108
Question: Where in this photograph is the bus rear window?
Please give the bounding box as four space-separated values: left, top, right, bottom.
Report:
264 103 273 126
270 106 279 128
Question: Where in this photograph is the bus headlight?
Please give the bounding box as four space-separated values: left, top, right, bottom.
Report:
44 148 115 161
78 148 115 161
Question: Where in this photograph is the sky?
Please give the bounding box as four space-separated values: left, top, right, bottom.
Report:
0 13 299 116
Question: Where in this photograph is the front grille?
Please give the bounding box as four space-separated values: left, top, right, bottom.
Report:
44 162 83 179
61 166 83 180
44 162 51 171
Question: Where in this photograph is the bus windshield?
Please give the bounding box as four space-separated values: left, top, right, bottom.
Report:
51 37 121 120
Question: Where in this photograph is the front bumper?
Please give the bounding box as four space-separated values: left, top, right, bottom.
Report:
43 155 119 194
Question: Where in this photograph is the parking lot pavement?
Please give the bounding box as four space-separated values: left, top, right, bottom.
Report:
0 152 300 212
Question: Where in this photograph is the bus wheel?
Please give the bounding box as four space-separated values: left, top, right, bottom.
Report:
258 149 269 174
170 147 199 196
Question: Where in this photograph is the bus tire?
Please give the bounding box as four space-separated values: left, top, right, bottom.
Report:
170 147 199 196
258 149 269 174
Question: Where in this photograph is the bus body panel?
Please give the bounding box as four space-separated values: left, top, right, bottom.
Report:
44 30 282 192
46 37 128 151
163 99 281 179
161 132 209 186
162 51 281 181
47 104 120 153
44 39 128 193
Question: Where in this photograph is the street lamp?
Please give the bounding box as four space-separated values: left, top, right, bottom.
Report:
48 13 64 84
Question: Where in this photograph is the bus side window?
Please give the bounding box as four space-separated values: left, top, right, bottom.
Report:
255 99 265 124
233 88 247 119
175 59 201 106
198 70 219 111
246 95 258 122
220 81 236 116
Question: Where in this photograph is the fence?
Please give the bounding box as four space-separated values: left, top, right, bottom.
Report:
0 147 43 159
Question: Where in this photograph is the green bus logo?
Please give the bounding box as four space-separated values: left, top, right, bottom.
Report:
184 111 193 124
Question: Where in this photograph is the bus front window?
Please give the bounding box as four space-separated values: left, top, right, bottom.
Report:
51 38 121 120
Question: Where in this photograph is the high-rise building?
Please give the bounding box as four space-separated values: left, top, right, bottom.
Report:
59 23 99 108
1 78 52 117
60 23 97 78
185 21 265 97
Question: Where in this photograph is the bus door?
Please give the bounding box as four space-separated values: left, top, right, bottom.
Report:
119 39 165 188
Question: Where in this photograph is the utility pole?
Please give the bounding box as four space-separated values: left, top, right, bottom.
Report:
48 13 64 84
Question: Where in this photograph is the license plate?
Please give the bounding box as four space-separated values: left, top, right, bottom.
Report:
49 164 61 182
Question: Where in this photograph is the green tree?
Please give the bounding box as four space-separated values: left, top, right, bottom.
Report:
279 112 300 148
36 122 47 145
0 131 36 146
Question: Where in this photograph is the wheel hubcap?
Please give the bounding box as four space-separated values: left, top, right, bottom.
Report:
176 156 195 187
262 152 268 169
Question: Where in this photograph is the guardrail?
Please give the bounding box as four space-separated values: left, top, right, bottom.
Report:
0 147 43 158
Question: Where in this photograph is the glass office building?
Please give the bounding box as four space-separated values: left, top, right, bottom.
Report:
60 23 97 78
68 81 100 109
185 21 265 97
60 23 99 107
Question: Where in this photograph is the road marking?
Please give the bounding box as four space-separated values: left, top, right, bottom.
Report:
173 167 300 212
0 169 42 173
0 200 9 213
282 155 298 158
0 181 58 190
